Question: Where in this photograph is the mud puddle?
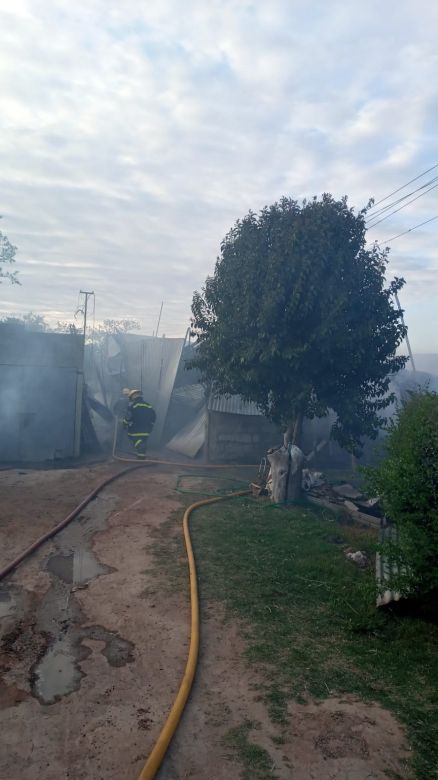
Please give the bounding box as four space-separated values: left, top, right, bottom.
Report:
32 626 134 704
30 493 134 705
46 549 113 586
33 635 83 704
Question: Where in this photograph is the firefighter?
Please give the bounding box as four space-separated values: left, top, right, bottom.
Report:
123 389 156 459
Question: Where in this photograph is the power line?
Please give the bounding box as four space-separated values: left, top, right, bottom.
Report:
366 181 438 229
380 214 438 244
366 174 438 222
367 162 438 212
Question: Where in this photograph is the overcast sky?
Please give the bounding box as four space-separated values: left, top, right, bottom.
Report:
0 0 437 351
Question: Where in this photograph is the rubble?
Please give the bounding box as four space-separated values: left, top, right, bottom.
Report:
257 460 382 531
306 482 382 529
344 499 359 513
345 550 368 567
333 483 363 500
302 469 325 491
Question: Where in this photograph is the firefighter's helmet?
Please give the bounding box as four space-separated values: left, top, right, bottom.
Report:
128 389 142 401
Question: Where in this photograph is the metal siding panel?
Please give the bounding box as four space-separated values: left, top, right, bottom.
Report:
376 521 405 607
0 328 83 368
114 335 185 446
0 365 20 459
171 384 205 406
208 394 263 416
0 365 78 461
166 407 207 458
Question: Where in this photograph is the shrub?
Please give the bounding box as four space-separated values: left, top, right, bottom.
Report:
366 391 438 596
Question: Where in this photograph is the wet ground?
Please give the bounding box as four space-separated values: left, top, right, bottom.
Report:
0 465 189 780
27 493 135 705
0 464 412 779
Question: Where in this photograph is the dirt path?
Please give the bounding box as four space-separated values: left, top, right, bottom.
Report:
0 464 121 569
0 465 410 779
162 611 410 778
0 465 189 780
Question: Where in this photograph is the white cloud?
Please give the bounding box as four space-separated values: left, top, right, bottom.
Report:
0 0 437 347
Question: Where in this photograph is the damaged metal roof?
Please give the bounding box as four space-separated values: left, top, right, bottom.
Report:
208 395 263 416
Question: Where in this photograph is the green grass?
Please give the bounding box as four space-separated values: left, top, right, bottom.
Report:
189 496 438 779
222 720 276 779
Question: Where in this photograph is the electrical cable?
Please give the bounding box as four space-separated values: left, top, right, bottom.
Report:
367 162 438 211
366 181 438 229
380 215 438 244
366 175 438 222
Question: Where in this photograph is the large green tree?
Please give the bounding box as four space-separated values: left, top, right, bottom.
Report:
191 195 408 451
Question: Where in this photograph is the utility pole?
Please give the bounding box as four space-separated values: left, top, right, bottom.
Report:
394 291 416 372
77 290 95 343
73 289 94 459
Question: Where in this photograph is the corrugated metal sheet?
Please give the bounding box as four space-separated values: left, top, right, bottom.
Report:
171 383 205 407
0 326 83 368
109 334 185 446
166 407 207 458
208 394 263 416
0 329 83 461
172 344 201 388
376 520 406 607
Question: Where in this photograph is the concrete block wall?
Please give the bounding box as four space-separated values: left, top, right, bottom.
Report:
207 411 280 463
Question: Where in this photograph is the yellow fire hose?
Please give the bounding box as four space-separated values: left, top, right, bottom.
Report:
111 418 256 777
137 490 249 780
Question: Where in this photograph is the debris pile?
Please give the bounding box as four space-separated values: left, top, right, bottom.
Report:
306 480 382 529
345 549 369 568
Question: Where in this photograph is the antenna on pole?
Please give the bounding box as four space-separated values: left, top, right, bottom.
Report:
394 291 416 372
155 301 164 338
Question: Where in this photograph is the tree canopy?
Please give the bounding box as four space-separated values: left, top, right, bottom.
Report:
1 312 50 331
191 194 408 451
0 220 19 284
0 314 139 343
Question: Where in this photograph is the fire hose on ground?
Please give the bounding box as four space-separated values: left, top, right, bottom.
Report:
0 454 253 779
112 416 260 469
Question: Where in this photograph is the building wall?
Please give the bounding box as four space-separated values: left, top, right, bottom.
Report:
207 411 280 463
0 328 83 462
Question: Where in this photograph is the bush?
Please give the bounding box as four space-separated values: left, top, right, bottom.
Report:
366 391 438 596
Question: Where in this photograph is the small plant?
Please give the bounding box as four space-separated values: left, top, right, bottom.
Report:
366 391 438 596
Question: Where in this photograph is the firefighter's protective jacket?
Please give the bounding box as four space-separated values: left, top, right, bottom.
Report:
123 398 156 436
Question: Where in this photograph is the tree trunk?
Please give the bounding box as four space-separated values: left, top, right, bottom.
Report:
292 411 303 447
268 444 304 504
283 411 304 448
283 422 294 447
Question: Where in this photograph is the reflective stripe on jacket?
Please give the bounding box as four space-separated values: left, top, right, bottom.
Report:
123 399 156 435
